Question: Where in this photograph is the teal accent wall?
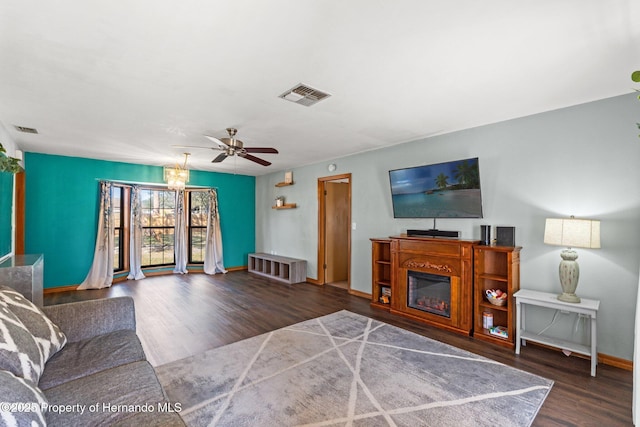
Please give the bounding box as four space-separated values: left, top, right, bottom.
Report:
24 153 255 288
0 171 12 258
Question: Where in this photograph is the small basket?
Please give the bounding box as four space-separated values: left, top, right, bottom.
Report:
485 290 508 306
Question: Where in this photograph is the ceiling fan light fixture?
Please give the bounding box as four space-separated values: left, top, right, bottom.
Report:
185 128 277 166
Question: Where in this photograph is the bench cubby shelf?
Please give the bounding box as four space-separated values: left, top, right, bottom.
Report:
248 253 307 284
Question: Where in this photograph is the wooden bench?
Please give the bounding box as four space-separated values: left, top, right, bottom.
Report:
247 253 307 284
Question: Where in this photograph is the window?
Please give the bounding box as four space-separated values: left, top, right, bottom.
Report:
140 189 175 267
189 191 208 263
112 185 124 272
112 186 212 272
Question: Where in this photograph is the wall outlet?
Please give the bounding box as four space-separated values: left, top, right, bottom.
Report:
352 222 356 230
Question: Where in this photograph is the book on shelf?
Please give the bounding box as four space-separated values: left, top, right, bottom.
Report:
489 326 508 338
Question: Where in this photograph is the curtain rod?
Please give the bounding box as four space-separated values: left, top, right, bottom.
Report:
94 178 216 189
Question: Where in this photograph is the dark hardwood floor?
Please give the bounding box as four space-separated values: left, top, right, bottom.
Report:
44 272 633 426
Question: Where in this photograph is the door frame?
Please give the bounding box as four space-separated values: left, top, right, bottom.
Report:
317 173 351 287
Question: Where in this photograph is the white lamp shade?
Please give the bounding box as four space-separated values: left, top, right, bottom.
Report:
544 217 600 249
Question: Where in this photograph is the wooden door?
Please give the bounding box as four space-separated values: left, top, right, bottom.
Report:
325 182 349 283
316 173 351 288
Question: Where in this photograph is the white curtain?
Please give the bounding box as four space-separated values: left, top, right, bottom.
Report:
203 188 226 275
127 185 145 280
78 181 114 290
173 189 188 274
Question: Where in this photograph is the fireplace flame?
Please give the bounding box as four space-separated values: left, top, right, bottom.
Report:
415 297 450 315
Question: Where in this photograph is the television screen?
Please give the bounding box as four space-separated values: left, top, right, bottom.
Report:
389 157 483 218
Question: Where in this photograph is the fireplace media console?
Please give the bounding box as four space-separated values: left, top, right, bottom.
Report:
371 235 521 348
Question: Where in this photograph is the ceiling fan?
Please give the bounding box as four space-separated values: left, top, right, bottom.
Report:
177 128 278 166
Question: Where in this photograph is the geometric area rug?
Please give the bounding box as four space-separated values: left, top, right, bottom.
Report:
155 310 553 427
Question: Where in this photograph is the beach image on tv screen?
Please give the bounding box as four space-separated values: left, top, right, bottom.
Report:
389 158 483 218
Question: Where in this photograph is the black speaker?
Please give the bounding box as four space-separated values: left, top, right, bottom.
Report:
480 225 491 245
496 226 516 246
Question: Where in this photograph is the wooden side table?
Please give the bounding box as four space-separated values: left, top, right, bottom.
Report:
514 289 600 376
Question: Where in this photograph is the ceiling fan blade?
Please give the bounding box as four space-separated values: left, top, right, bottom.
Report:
212 152 228 163
172 144 219 150
244 147 279 154
240 153 272 166
204 135 228 147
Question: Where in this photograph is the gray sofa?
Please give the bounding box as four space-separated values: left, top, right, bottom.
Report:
0 292 185 426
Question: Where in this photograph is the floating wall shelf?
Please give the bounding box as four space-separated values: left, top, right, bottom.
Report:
274 180 295 208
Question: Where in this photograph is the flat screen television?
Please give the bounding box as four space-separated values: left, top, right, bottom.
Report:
389 157 483 218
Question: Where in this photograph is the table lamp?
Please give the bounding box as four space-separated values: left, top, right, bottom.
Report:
543 216 600 303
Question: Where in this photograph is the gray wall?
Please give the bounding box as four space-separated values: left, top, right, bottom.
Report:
256 93 640 361
0 121 18 261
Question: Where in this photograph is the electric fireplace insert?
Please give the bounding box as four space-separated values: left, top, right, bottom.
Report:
407 270 451 318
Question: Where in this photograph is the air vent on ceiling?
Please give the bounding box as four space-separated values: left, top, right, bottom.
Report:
279 83 331 107
14 125 38 134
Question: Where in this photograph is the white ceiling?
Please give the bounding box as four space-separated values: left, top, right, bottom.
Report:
1 1 639 176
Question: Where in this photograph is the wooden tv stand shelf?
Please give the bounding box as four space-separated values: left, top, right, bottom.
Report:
370 235 521 346
370 238 392 310
473 245 521 348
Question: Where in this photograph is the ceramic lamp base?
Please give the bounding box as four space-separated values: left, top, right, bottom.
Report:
558 292 581 303
558 249 581 304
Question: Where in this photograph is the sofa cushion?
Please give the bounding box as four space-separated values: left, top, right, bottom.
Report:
42 297 136 344
0 301 44 383
0 369 48 427
0 286 67 362
39 329 146 390
44 361 175 426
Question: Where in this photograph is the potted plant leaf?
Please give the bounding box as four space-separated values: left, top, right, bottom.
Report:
0 142 24 173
